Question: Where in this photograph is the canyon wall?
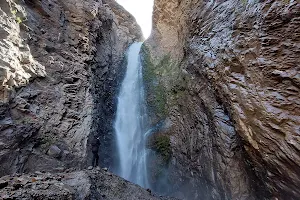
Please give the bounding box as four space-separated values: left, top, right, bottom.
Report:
0 0 142 176
144 0 300 199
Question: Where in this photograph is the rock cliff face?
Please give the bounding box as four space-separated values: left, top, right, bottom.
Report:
145 0 300 199
0 0 142 177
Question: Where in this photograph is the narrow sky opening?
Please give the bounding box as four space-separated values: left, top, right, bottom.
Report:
116 0 154 39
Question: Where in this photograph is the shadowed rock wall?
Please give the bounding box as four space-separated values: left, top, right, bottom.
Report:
0 0 142 176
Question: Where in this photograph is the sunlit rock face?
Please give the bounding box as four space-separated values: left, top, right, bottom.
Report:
0 0 142 176
145 0 300 199
0 0 45 103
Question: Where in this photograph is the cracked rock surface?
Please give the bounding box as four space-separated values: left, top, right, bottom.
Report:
0 0 142 177
0 169 176 200
145 0 300 199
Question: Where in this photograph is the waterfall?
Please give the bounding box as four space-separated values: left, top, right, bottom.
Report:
114 42 149 188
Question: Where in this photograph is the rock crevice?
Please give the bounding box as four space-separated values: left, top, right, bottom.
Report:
145 0 300 199
0 0 142 177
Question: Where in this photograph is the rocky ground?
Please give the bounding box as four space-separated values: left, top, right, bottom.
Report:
0 168 176 200
145 0 300 199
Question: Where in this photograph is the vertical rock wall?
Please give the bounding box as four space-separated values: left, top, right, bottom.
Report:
145 0 300 199
0 0 142 177
86 0 143 170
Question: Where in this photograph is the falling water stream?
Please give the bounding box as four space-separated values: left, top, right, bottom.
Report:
114 42 149 188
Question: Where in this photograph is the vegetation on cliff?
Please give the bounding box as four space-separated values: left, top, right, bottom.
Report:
148 134 171 162
141 45 168 119
141 44 186 121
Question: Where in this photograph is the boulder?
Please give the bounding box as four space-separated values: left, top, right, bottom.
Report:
47 145 61 158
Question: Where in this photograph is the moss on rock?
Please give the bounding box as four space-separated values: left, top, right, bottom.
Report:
141 45 168 119
148 134 171 162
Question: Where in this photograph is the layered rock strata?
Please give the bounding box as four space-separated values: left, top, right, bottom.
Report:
0 0 142 177
144 0 300 199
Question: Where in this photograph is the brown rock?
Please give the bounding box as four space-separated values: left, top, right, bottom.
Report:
145 0 300 199
0 0 142 179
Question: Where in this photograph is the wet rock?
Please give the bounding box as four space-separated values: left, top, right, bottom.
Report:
146 0 300 199
88 0 143 171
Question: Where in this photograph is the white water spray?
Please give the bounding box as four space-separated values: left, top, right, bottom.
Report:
114 42 149 187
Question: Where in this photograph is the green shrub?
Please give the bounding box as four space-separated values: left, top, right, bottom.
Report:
151 135 171 162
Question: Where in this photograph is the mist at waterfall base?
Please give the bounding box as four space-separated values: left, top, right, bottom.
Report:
113 42 178 197
112 43 208 199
